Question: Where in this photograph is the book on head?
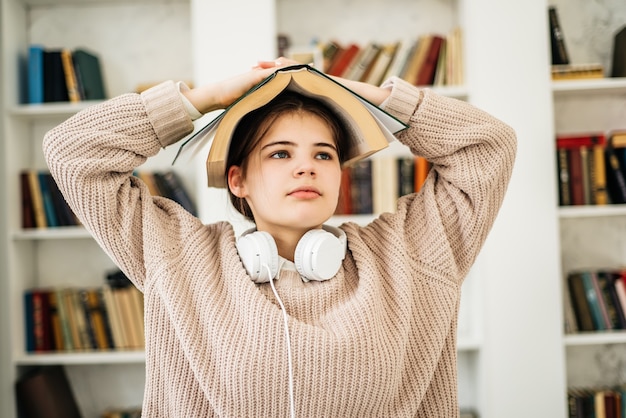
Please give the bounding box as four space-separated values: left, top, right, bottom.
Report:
173 64 408 188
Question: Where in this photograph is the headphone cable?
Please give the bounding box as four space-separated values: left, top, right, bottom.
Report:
266 263 296 418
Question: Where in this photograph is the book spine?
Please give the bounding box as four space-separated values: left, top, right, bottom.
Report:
28 45 45 104
549 6 570 65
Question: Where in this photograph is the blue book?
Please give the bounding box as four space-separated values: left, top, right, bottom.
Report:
28 45 45 104
38 172 59 227
581 271 606 330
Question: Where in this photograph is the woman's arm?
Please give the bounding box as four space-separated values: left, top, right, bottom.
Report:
43 62 293 290
362 77 517 283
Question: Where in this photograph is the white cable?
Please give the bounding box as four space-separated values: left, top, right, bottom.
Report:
265 264 296 418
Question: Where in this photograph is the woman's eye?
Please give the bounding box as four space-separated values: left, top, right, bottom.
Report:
270 151 289 159
316 152 332 160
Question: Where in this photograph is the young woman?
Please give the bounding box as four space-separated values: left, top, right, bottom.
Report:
43 58 516 417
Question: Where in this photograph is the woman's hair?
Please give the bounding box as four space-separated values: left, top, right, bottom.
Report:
226 90 351 221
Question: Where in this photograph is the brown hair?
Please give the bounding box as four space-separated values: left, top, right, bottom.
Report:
226 90 350 221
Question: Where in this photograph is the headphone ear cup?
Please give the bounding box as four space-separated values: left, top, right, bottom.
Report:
236 230 279 283
294 229 345 282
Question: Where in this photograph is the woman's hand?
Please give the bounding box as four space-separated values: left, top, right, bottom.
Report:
183 57 300 114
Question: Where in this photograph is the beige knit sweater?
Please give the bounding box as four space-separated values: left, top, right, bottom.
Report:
43 76 516 417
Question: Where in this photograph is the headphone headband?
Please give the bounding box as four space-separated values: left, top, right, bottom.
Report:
237 225 346 283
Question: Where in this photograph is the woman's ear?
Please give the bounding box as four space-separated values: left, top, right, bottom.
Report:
227 165 247 197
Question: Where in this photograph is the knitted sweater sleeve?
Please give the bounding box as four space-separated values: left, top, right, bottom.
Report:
42 81 202 291
365 76 517 283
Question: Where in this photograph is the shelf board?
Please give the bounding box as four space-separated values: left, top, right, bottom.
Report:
8 101 102 119
14 350 145 365
552 77 626 95
23 0 187 6
12 226 92 240
564 331 626 346
558 204 626 219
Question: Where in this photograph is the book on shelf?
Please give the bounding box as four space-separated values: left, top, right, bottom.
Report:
26 45 106 104
333 155 431 216
401 34 432 86
173 64 408 188
363 41 400 86
15 366 82 418
551 63 604 81
20 170 80 229
610 25 626 78
43 50 70 103
415 34 444 86
326 43 361 77
568 386 625 418
23 278 145 353
548 6 570 65
72 48 107 100
565 269 626 333
555 133 614 206
342 42 382 82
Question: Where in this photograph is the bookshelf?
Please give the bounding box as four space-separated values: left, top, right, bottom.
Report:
0 0 193 417
549 0 626 406
0 1 570 418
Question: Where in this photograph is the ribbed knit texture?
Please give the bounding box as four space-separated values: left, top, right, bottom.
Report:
43 77 516 417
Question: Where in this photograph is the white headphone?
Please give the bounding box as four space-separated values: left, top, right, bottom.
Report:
236 225 347 283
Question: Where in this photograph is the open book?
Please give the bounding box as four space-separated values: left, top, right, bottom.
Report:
173 64 408 188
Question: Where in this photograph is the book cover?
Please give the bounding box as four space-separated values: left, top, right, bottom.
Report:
596 272 623 329
326 43 360 77
61 49 81 103
611 26 626 77
416 35 444 86
47 290 64 351
364 41 399 86
549 6 570 65
402 35 432 85
55 288 74 351
28 45 45 104
552 63 604 80
372 156 399 214
173 64 408 188
45 173 79 226
26 170 48 229
580 271 606 330
602 271 626 329
101 284 126 349
38 172 59 227
73 48 106 100
605 145 626 204
567 148 584 206
43 50 70 103
20 171 36 228
556 147 571 206
350 159 373 214
31 289 54 352
397 156 415 197
567 272 595 332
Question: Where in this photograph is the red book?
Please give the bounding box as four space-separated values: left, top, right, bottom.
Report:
556 133 606 149
567 147 584 205
327 43 360 77
415 35 444 86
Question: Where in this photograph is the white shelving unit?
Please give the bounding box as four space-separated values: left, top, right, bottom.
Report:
0 0 572 417
549 0 626 395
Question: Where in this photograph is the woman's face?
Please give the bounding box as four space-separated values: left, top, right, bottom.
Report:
228 111 342 235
